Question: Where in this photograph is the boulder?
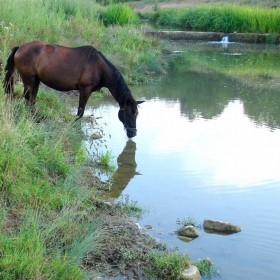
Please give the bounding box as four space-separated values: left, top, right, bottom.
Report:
178 226 200 238
203 219 241 234
181 265 201 280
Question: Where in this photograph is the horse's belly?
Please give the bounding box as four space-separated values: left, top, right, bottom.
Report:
40 76 78 92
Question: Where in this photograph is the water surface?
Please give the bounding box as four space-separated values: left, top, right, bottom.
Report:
82 41 280 280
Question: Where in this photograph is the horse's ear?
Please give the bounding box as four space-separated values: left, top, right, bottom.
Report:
136 100 145 105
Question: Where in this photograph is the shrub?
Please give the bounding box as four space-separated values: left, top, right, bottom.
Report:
100 4 140 26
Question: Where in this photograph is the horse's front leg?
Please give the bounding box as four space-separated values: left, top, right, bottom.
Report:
76 88 92 121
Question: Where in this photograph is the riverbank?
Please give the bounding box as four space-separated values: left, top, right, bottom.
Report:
145 30 280 44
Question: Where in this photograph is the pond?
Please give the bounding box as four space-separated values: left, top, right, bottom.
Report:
80 41 280 280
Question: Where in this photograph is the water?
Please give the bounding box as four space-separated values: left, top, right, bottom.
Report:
79 41 280 279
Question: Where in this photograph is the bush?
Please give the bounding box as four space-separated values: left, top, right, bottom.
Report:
100 4 140 26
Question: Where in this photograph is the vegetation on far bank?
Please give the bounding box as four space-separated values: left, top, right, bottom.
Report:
141 4 280 33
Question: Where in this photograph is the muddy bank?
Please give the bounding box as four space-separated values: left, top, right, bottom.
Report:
145 31 280 44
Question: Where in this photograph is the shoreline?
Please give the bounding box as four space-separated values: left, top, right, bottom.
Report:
145 30 280 44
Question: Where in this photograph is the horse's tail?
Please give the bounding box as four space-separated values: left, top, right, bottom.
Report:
3 46 19 95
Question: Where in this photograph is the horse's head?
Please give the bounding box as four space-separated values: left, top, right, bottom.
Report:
118 100 144 138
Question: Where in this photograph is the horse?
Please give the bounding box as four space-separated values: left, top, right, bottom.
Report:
3 41 144 138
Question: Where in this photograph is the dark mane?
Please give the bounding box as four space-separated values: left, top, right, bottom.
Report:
98 51 138 111
76 45 99 62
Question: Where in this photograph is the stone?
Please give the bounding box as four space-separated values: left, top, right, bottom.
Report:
203 219 241 234
177 226 200 238
181 265 201 280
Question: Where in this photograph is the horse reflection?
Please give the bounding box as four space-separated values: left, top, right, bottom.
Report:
109 140 141 198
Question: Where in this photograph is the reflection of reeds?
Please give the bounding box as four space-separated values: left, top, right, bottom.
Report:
147 4 280 33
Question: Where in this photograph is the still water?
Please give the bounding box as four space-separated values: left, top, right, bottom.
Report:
81 41 280 279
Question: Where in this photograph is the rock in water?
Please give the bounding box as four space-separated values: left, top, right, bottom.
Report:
181 265 201 280
177 226 200 238
203 219 241 234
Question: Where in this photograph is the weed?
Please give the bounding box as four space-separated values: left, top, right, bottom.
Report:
116 194 144 219
176 217 202 229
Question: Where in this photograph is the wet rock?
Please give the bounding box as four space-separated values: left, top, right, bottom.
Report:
203 219 241 234
177 226 200 238
181 265 201 280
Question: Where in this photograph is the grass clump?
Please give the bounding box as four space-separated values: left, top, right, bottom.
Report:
100 4 141 26
144 249 190 280
193 259 219 278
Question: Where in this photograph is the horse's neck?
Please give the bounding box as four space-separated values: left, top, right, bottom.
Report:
105 69 129 108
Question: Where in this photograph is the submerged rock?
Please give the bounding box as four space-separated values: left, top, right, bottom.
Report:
177 226 200 238
181 265 201 280
203 219 241 234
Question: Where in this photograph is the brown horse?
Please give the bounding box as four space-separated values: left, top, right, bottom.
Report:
3 41 144 138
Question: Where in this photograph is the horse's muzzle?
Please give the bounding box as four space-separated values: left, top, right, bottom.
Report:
125 127 137 138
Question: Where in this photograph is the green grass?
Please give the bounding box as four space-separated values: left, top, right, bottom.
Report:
144 250 190 280
100 4 141 26
193 259 219 278
143 4 280 33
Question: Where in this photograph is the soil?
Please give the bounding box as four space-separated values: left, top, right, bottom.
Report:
82 199 163 279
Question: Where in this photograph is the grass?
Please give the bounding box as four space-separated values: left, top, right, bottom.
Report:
0 0 165 84
100 4 141 26
142 4 280 33
193 259 219 278
144 249 190 280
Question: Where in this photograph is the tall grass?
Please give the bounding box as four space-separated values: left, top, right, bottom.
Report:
100 4 141 26
146 4 280 33
0 0 165 83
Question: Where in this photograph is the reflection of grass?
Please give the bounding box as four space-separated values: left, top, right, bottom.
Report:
177 47 280 82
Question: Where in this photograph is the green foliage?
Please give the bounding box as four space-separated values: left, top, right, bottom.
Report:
144 250 190 280
193 259 219 278
100 4 141 26
98 150 114 166
144 4 280 33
